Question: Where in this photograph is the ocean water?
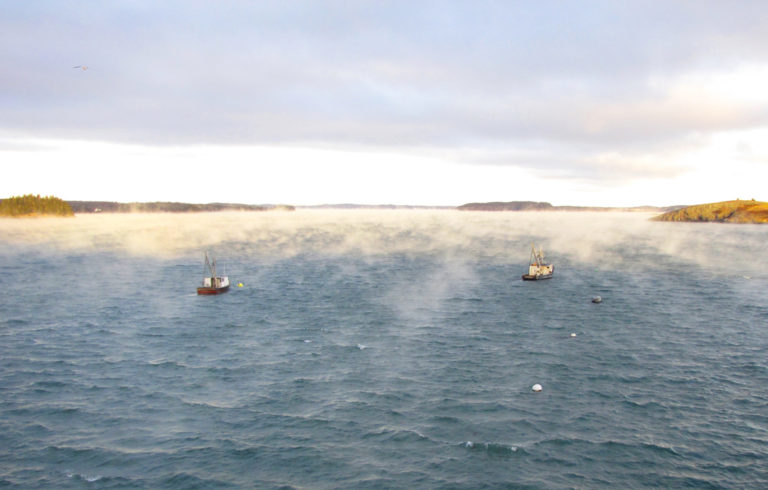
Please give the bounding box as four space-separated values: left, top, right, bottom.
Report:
1 211 767 488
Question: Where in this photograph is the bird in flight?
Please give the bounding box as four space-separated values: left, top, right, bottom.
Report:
72 65 88 70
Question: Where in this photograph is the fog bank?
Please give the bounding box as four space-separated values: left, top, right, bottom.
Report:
1 211 765 278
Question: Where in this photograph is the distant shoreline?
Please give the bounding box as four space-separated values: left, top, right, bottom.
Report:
60 200 675 213
0 198 690 215
65 201 295 213
456 201 678 213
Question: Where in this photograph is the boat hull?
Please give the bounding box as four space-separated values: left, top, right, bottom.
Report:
197 285 230 295
522 273 553 281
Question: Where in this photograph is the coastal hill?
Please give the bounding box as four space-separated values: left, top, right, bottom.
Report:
66 201 295 213
652 199 768 224
458 201 554 211
301 204 453 210
457 201 675 212
0 194 74 217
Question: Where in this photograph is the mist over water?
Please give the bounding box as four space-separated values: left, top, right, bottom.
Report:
1 211 767 488
3 210 767 272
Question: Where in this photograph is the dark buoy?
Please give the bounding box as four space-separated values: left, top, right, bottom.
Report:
592 296 602 304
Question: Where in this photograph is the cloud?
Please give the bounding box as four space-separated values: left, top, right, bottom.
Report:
2 1 768 184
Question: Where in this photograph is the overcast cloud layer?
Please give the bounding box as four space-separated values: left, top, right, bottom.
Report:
3 1 768 184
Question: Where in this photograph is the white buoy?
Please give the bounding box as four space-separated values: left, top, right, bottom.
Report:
592 296 602 303
531 383 543 392
570 332 577 337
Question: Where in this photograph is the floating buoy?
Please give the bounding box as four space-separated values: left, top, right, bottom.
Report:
237 282 244 287
570 332 577 337
531 383 543 392
592 296 602 303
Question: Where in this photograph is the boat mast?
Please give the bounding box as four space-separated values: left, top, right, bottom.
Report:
530 243 540 267
204 252 216 278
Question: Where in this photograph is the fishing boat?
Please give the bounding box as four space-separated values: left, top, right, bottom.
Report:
197 252 230 295
522 244 554 281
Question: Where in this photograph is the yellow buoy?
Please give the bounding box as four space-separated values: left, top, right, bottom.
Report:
237 282 244 287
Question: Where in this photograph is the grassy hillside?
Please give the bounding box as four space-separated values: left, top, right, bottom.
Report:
652 200 768 224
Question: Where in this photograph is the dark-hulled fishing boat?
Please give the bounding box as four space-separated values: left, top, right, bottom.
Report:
197 252 230 294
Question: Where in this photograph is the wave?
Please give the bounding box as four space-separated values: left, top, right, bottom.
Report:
8 405 85 419
461 441 525 457
160 472 239 488
146 359 188 369
620 397 671 412
30 379 69 389
362 427 431 444
528 437 683 460
66 471 104 483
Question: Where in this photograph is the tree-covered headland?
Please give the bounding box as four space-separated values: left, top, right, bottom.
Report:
0 194 75 217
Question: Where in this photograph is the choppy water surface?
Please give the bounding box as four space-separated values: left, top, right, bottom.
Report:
1 211 767 488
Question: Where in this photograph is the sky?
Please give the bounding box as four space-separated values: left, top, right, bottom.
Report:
2 0 768 207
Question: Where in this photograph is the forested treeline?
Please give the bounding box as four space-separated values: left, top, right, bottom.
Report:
0 194 74 217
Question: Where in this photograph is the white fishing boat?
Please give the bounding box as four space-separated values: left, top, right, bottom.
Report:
197 252 230 295
522 244 554 281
